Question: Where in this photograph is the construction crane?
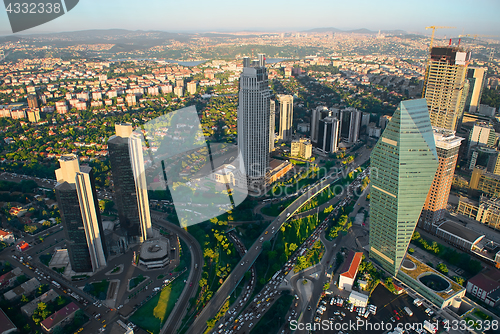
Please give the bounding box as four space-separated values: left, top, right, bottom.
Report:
422 26 456 97
425 26 456 51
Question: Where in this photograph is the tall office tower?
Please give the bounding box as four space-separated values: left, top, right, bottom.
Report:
467 122 496 157
269 100 275 152
419 130 462 229
340 109 351 138
27 94 38 109
423 46 471 131
55 155 107 272
237 54 271 190
369 99 438 276
465 67 487 113
317 117 340 153
348 108 362 143
108 123 153 242
361 112 370 134
311 106 328 144
278 95 294 141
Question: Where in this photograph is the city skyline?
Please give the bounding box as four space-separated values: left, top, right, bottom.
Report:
1 0 500 36
1 16 500 333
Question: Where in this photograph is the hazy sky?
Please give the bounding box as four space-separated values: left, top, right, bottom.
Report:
0 0 499 36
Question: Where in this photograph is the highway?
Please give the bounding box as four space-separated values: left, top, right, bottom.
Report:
188 147 370 334
152 215 205 334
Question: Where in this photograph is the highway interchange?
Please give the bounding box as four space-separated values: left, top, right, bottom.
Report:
188 147 371 333
0 146 370 334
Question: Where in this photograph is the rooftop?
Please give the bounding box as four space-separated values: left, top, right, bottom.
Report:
41 302 80 331
468 270 500 294
0 308 16 333
399 254 464 300
340 251 363 279
436 220 484 244
139 239 169 261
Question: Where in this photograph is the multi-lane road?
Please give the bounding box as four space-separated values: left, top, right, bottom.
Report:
188 147 371 333
151 214 204 334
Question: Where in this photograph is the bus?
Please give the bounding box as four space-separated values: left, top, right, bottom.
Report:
51 280 61 289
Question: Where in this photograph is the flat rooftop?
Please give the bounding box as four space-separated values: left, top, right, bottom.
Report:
139 239 170 261
437 220 484 243
399 254 464 300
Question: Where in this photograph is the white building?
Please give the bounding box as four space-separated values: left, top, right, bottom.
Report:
338 251 363 291
348 290 369 307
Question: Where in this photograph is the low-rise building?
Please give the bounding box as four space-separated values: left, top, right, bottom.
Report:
0 229 15 244
21 289 59 316
0 308 17 334
0 267 23 288
15 240 30 252
457 195 500 231
291 138 312 159
348 290 369 307
338 251 363 291
108 320 134 334
466 270 500 307
139 239 170 269
3 278 40 301
41 302 80 333
470 167 500 197
266 159 293 184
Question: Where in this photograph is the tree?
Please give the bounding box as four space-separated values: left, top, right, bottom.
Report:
437 263 448 275
323 282 330 291
21 294 29 303
452 276 465 286
412 231 420 241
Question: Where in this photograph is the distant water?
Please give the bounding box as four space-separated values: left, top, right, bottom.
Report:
110 58 207 66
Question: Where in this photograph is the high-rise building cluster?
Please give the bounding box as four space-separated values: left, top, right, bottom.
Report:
368 44 493 280
55 124 153 273
310 106 362 153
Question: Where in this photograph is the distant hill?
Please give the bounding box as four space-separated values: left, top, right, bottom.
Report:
302 27 408 35
302 27 342 33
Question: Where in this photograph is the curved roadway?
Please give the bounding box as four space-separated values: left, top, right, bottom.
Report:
188 168 369 332
150 216 204 334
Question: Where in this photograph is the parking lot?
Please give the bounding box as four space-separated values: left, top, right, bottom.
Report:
314 285 442 334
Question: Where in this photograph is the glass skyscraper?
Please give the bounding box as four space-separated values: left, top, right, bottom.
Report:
108 124 152 242
55 154 107 273
237 54 272 190
369 99 438 276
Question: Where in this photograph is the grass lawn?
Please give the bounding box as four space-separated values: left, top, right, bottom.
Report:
130 271 188 334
